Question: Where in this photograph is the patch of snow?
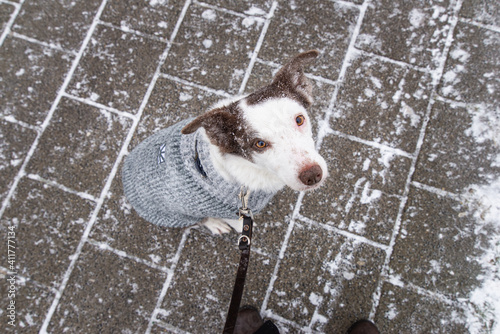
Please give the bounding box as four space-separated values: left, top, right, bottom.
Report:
179 92 193 102
309 292 323 306
464 104 500 145
362 158 371 171
342 271 355 280
409 8 426 29
202 39 213 49
401 101 421 127
461 103 500 333
463 178 500 334
450 48 470 63
244 6 267 16
385 303 399 320
90 92 100 101
201 9 217 21
242 16 259 28
360 182 381 204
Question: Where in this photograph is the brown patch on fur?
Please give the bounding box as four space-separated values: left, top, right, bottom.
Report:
181 103 256 159
246 50 318 108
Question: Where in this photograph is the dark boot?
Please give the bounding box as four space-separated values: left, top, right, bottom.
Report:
233 306 264 334
346 319 380 334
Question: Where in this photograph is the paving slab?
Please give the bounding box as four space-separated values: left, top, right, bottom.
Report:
0 3 15 34
100 0 186 39
356 0 453 68
161 3 263 94
332 54 433 153
414 100 500 193
26 98 133 197
374 282 469 333
46 243 167 333
259 0 359 82
156 229 276 333
0 178 94 289
0 36 73 125
439 22 500 105
0 276 53 333
0 120 36 202
67 24 166 113
459 0 500 27
390 186 485 298
11 0 102 51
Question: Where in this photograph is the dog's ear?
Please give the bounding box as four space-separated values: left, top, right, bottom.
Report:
272 50 319 106
181 107 244 155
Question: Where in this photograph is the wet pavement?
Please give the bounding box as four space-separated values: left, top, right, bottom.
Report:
1 0 499 333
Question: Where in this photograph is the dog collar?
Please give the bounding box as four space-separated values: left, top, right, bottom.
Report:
194 139 208 178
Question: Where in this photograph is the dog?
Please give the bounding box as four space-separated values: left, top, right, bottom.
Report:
122 50 327 234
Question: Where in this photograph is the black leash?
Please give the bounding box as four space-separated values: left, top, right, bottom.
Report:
223 188 254 334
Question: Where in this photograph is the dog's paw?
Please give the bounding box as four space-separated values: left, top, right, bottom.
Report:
202 218 232 235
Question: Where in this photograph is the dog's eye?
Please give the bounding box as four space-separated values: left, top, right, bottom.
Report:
296 115 305 126
254 140 268 149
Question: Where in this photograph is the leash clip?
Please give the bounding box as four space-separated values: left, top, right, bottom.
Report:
238 187 253 219
238 187 253 250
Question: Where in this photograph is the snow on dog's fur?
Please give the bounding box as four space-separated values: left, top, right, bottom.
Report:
181 50 327 233
123 50 327 234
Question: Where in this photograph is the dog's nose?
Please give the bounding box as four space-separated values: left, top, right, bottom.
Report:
299 165 323 186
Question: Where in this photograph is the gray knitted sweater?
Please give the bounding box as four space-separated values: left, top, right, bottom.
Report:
122 118 275 228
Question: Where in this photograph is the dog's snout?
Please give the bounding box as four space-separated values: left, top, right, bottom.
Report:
299 165 323 186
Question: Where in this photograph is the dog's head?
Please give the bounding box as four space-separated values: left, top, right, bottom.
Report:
182 50 327 192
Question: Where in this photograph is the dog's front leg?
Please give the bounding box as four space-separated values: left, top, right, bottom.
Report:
201 218 243 234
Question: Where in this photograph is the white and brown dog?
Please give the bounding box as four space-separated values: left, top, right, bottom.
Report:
122 50 327 234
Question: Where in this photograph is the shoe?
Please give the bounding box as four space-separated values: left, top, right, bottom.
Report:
233 306 264 334
346 319 380 334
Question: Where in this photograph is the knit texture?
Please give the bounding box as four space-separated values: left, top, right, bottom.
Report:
122 118 275 228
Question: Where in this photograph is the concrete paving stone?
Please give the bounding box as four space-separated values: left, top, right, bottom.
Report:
0 276 54 333
244 61 337 138
414 100 500 193
332 54 433 153
101 0 185 39
301 135 410 243
251 187 298 257
89 162 186 267
374 282 469 333
0 178 94 289
356 0 453 68
46 243 167 333
0 36 73 125
130 76 222 148
162 4 263 94
67 24 166 113
156 229 275 333
259 0 359 82
390 186 485 298
202 0 273 15
0 120 36 202
26 97 132 197
266 221 385 332
460 0 500 27
11 0 102 51
439 22 500 105
242 60 278 93
0 2 15 33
